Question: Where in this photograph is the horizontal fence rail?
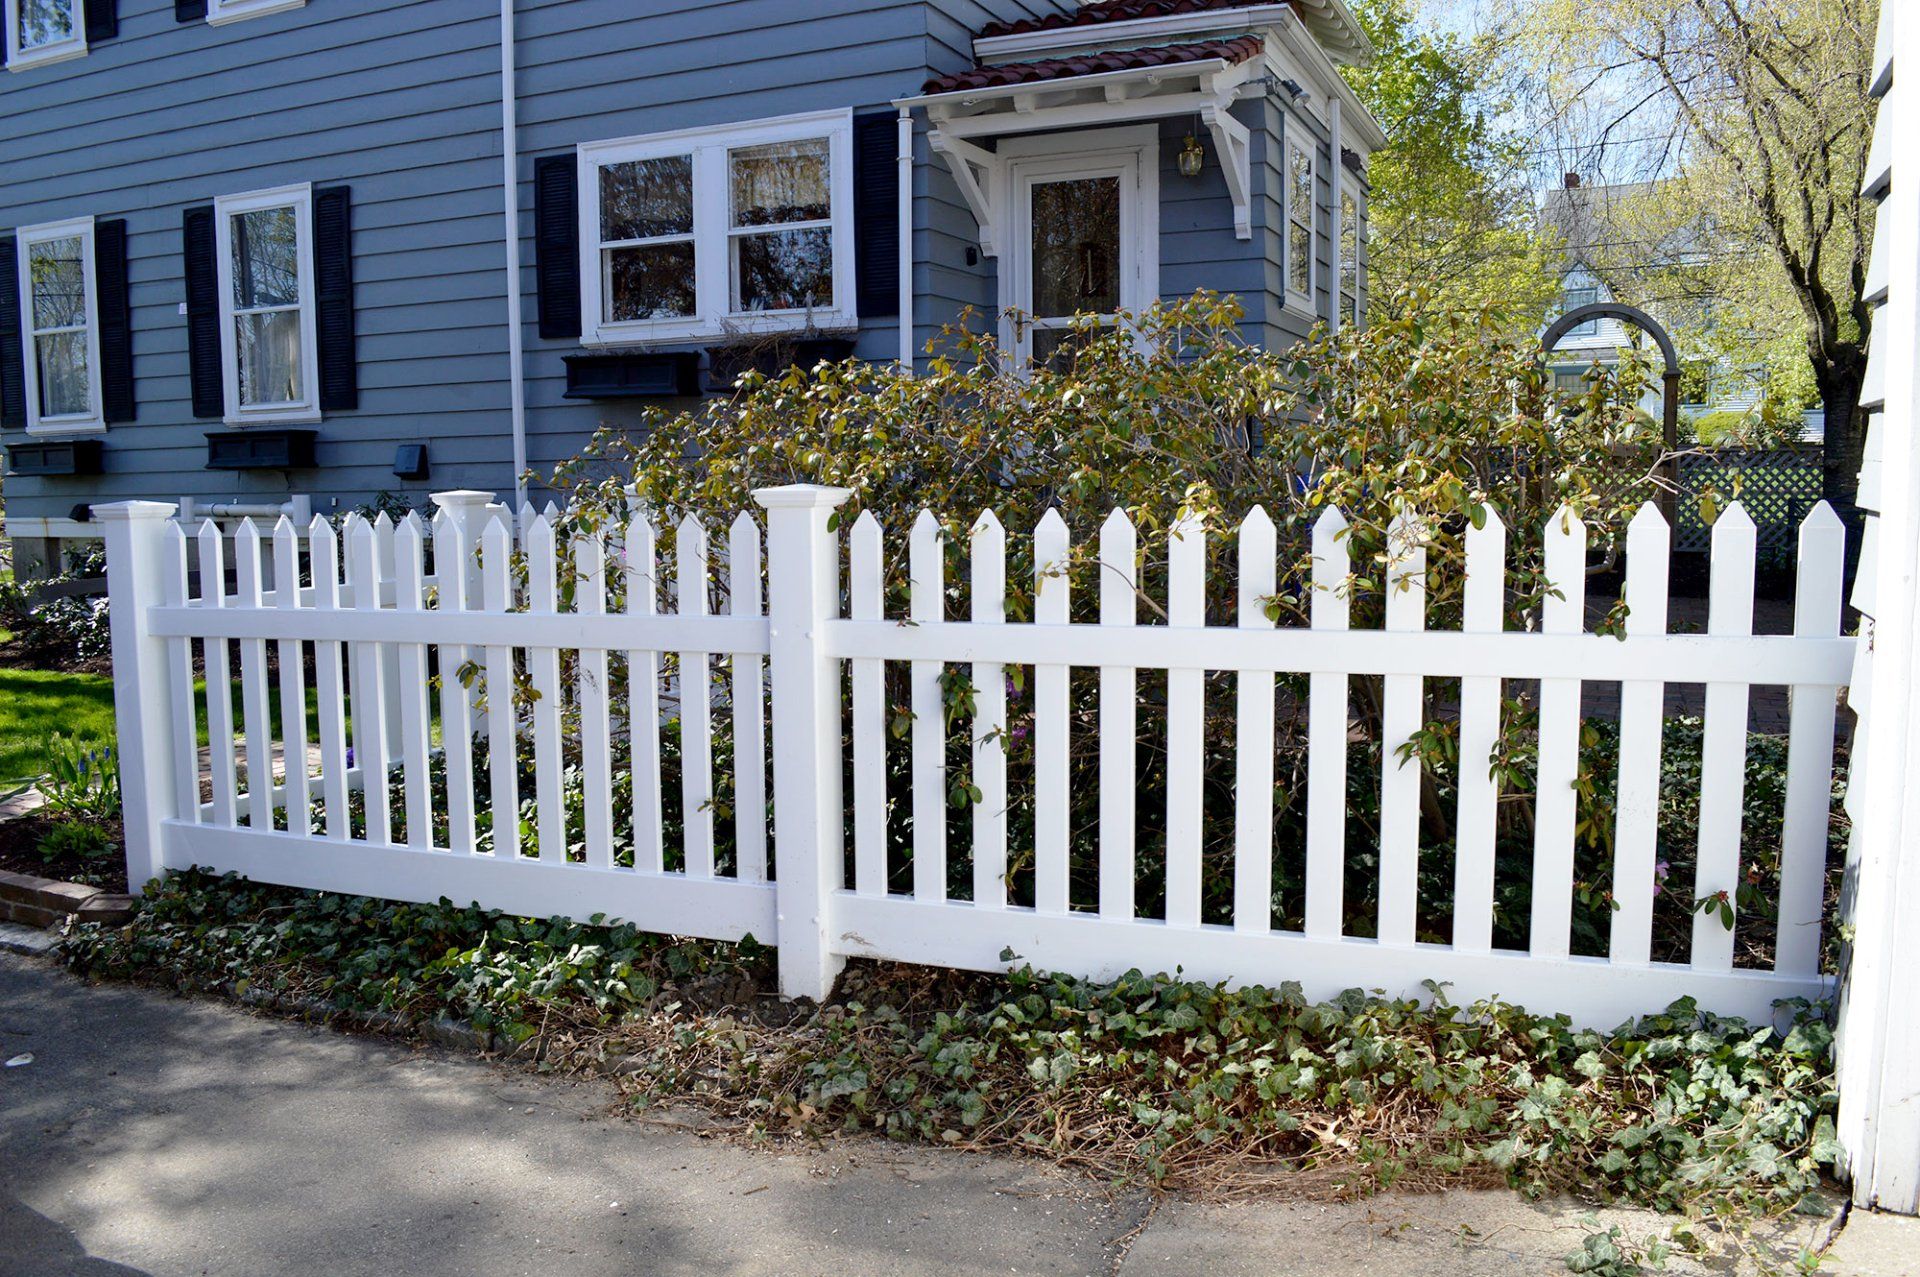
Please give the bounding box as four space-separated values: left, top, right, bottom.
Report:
100 484 1850 1028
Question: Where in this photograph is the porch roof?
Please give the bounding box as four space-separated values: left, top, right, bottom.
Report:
919 34 1263 96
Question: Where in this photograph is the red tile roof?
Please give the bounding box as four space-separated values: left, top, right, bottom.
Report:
921 33 1263 95
979 0 1293 41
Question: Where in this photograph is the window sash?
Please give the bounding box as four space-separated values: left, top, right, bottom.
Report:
577 109 856 345
1285 140 1316 307
213 184 320 423
4 0 85 68
15 216 102 433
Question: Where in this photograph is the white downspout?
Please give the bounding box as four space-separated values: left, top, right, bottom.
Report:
1328 96 1342 335
501 0 529 513
898 109 915 370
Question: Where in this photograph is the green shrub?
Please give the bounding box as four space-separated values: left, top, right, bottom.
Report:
37 820 113 865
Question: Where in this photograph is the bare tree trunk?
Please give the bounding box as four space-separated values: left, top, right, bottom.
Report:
1816 352 1869 594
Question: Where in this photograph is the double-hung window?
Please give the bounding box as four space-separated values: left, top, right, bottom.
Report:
16 216 103 433
1339 182 1362 329
214 184 319 424
1286 137 1316 310
4 0 86 71
578 109 856 344
205 0 306 25
1564 284 1598 336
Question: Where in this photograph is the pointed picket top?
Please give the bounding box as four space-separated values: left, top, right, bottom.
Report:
1462 507 1506 635
1311 504 1349 544
1384 509 1424 582
1708 500 1756 637
971 507 1004 541
1626 500 1668 536
543 500 561 522
1033 508 1070 622
395 512 427 610
1168 511 1205 627
272 512 298 544
911 507 941 546
524 509 556 556
1800 499 1844 536
852 508 883 540
1099 508 1138 623
1310 506 1350 627
1541 504 1588 634
197 519 227 606
480 512 513 563
909 508 943 623
676 513 709 618
373 509 395 539
234 519 265 609
1237 505 1276 628
729 509 760 549
1711 498 1756 538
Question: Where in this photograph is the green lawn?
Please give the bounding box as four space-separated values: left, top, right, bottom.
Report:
0 667 118 784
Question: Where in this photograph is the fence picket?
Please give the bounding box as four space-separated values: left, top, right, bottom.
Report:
1611 504 1671 964
1033 509 1071 916
570 529 615 871
349 516 392 845
1378 513 1427 945
625 510 664 874
677 515 716 878
850 512 887 896
1777 503 1845 976
730 512 769 883
394 515 434 849
1099 509 1138 921
271 519 311 838
1453 509 1506 953
308 517 351 838
433 511 478 856
1694 504 1757 970
199 520 237 827
1166 514 1206 929
1234 507 1277 935
1530 506 1587 959
911 510 947 902
970 512 1009 909
164 523 199 825
524 516 566 863
1305 508 1351 939
234 520 274 831
481 515 520 859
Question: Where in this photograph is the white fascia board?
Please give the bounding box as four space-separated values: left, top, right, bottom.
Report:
1269 14 1388 152
893 58 1231 114
971 4 1299 61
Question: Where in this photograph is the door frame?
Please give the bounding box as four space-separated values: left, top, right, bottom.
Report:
997 125 1160 364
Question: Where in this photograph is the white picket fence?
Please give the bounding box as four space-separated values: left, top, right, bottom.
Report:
99 484 1853 1027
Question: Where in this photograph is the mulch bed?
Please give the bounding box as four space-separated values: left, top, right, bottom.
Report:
0 812 127 893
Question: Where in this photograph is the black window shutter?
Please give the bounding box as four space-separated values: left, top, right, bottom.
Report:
97 219 135 423
853 113 900 319
175 0 206 21
182 205 224 419
0 237 24 429
84 0 118 41
314 185 357 411
534 153 581 340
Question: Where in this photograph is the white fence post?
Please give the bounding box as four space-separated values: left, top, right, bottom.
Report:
755 483 852 1001
98 501 184 892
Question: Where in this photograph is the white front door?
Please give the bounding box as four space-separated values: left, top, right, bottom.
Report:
1004 140 1154 369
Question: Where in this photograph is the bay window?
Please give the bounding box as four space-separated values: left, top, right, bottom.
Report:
4 0 86 71
16 216 102 433
214 184 319 423
1339 181 1362 329
578 110 856 344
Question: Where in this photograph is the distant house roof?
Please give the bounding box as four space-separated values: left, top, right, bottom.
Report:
1539 178 1664 273
922 34 1263 95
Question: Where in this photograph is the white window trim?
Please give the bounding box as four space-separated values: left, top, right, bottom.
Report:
1284 135 1316 314
213 183 321 426
16 215 105 436
4 0 87 72
1339 175 1363 329
995 125 1160 368
206 0 305 26
577 108 858 347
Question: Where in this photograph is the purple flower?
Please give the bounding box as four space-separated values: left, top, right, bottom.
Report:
1652 859 1670 897
345 746 356 769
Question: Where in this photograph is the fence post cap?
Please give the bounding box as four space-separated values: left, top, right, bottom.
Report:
753 484 854 511
429 489 497 510
91 501 178 522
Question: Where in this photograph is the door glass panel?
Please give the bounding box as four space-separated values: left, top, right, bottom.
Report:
1029 176 1121 318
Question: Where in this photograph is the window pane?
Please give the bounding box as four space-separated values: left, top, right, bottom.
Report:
600 157 694 241
733 226 833 312
1029 176 1121 318
1289 233 1311 297
730 139 831 229
236 310 303 406
34 330 89 417
27 236 86 329
1290 149 1314 223
232 207 301 309
1030 324 1110 373
607 242 697 321
17 0 76 49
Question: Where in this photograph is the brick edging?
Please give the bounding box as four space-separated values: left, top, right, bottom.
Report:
0 869 134 930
